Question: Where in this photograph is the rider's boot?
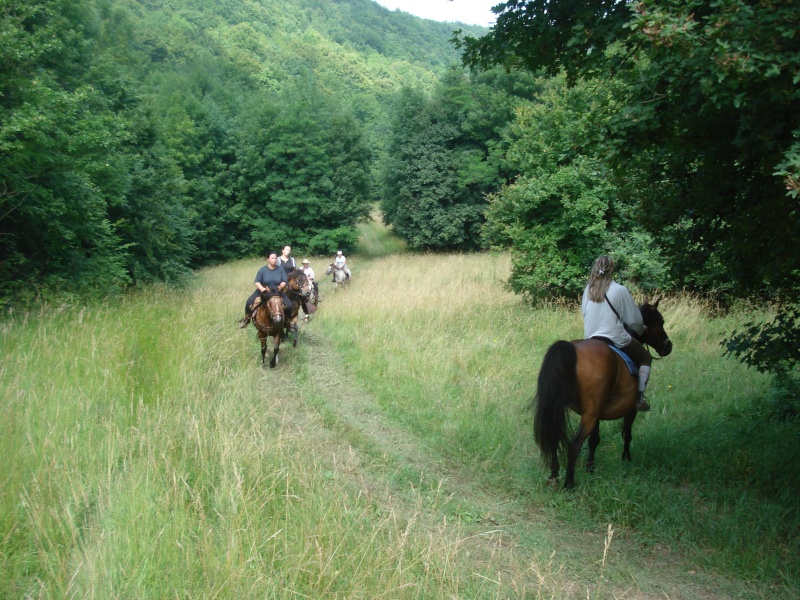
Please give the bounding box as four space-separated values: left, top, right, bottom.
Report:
635 391 651 412
238 312 252 329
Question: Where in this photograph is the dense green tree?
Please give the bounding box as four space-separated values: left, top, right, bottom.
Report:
0 0 132 299
381 87 466 249
381 67 536 251
234 84 372 254
459 0 800 374
483 74 671 299
460 0 800 297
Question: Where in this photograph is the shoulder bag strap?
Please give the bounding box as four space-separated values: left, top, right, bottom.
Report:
604 293 625 325
605 293 643 343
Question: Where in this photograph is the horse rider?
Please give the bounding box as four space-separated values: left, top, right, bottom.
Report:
333 250 351 281
581 255 652 411
300 258 320 304
239 251 293 329
277 245 296 274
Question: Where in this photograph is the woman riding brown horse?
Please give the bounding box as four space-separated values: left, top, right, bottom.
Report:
533 299 673 490
253 291 285 368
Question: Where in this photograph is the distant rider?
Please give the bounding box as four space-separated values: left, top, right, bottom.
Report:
277 245 296 275
334 250 351 281
300 258 320 303
581 255 652 411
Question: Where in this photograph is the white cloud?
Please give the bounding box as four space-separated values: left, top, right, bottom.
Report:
373 0 498 27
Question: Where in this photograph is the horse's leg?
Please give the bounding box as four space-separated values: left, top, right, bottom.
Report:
564 416 596 490
259 333 267 367
621 411 637 461
270 333 280 368
586 424 600 473
548 453 559 482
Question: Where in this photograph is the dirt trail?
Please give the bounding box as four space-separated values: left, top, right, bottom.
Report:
256 215 769 599
266 324 754 600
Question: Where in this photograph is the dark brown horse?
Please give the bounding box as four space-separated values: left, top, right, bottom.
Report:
253 292 285 368
533 300 673 490
284 270 313 346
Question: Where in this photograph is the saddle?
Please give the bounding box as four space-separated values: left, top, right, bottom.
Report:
590 336 638 376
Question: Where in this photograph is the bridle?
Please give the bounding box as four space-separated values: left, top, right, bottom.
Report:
288 272 312 299
642 318 671 361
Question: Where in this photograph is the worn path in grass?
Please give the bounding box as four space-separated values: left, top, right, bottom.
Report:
273 324 757 600
256 214 768 599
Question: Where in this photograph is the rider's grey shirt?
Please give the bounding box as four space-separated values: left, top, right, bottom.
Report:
581 281 644 347
255 264 287 291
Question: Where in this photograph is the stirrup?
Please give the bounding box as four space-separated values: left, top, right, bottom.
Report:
636 395 651 412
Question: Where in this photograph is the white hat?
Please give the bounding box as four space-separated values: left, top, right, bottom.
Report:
337 250 343 255
302 258 309 264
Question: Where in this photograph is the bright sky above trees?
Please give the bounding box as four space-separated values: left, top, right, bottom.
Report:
374 0 498 26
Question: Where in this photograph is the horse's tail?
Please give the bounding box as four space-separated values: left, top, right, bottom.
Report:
532 340 577 469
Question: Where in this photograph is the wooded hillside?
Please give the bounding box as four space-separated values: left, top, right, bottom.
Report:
0 0 485 302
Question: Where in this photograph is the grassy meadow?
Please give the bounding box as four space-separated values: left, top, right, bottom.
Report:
1 218 798 598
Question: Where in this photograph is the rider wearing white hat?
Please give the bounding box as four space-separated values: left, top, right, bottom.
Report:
334 250 351 280
300 258 320 304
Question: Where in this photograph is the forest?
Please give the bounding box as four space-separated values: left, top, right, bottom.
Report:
2 0 799 384
0 0 482 298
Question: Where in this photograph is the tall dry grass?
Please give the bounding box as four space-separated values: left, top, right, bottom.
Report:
1 262 555 598
2 248 797 598
315 251 799 594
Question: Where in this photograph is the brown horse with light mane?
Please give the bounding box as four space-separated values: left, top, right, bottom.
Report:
533 300 673 490
253 292 285 368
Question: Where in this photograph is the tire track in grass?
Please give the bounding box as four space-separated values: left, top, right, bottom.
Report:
269 324 754 600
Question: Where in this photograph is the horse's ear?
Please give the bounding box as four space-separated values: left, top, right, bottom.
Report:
652 295 661 309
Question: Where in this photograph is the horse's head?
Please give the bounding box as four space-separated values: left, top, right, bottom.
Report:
325 264 334 276
265 294 284 325
640 297 672 357
288 271 312 299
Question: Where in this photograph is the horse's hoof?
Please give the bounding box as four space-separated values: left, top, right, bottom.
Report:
293 340 297 347
546 477 559 489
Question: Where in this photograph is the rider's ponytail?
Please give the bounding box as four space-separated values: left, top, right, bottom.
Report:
586 255 614 303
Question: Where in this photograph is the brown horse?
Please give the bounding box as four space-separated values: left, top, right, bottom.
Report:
253 292 285 368
284 271 313 346
533 300 673 490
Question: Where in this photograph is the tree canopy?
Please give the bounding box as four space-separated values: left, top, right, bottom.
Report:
0 0 486 304
460 0 800 299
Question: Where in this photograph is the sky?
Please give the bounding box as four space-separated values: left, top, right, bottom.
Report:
373 0 500 27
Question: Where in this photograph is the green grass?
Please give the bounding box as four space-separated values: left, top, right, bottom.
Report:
0 272 499 598
316 252 800 596
353 207 408 258
2 229 798 598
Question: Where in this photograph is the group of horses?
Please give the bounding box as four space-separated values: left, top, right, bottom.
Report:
251 262 349 368
249 264 672 490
